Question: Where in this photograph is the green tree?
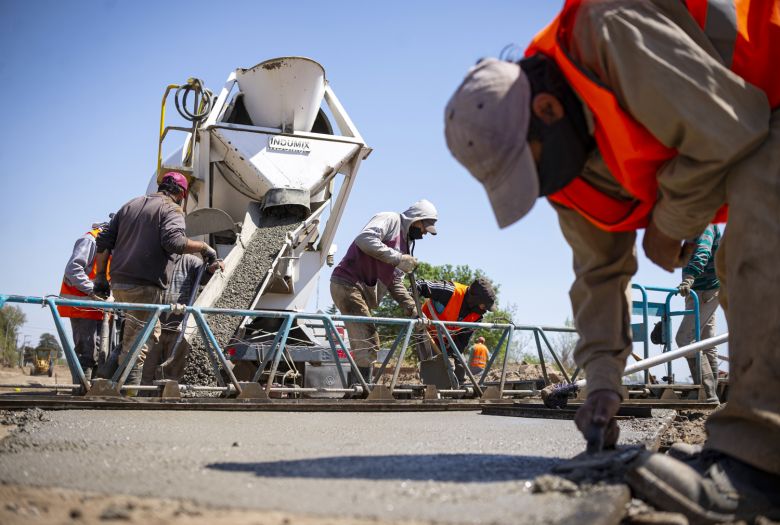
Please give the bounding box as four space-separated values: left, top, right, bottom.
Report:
372 262 513 362
36 332 62 359
0 306 26 367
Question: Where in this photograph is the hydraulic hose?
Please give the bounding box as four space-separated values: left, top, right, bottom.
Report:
174 78 213 124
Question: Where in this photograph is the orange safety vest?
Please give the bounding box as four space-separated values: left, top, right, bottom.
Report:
526 0 779 232
469 343 489 369
421 282 482 349
58 229 108 320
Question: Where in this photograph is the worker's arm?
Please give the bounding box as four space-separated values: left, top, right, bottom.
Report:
682 226 717 281
570 1 770 240
354 213 404 266
416 280 455 308
553 201 637 396
388 272 416 316
159 203 217 261
63 236 97 294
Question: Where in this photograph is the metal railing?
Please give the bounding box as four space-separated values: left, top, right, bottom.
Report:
0 284 719 401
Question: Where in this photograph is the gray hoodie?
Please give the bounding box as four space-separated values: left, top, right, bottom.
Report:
332 199 438 309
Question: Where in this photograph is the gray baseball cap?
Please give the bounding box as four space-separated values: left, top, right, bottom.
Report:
444 58 538 229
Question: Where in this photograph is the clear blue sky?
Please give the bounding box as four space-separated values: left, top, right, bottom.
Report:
0 1 725 379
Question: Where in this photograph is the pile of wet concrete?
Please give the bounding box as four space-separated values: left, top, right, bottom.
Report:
181 215 303 387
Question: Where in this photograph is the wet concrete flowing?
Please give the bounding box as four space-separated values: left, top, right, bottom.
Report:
181 215 303 386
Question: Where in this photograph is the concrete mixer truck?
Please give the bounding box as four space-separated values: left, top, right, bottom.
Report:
153 57 370 395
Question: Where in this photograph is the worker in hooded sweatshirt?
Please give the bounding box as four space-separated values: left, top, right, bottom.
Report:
93 172 219 391
57 218 112 389
330 199 438 378
444 1 779 520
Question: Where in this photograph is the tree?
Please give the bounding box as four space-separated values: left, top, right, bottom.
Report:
0 305 26 367
372 262 514 363
36 332 62 359
550 317 578 374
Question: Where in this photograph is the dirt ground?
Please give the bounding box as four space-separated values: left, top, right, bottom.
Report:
658 409 716 451
0 484 431 525
0 364 71 387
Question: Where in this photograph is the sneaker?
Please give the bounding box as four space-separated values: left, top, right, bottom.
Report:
627 450 780 524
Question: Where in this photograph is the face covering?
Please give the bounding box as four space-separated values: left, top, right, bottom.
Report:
408 225 424 241
520 55 595 197
529 114 594 197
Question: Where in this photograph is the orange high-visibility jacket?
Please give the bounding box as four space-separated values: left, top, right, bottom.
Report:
469 343 489 369
526 0 779 232
421 282 481 349
58 229 108 320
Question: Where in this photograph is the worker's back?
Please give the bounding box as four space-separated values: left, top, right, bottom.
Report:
469 342 489 369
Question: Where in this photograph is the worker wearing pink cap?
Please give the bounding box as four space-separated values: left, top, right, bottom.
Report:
92 172 221 392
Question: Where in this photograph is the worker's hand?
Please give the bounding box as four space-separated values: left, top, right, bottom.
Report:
574 389 621 451
397 254 419 274
200 243 218 264
92 273 110 299
677 276 694 298
208 259 225 273
414 316 432 328
87 293 106 302
643 220 692 272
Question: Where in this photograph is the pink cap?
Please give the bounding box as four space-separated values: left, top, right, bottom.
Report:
162 172 189 197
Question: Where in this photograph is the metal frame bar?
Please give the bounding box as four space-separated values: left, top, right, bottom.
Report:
1 292 713 402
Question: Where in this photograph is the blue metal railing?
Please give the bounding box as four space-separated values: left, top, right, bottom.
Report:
631 284 701 386
0 294 518 398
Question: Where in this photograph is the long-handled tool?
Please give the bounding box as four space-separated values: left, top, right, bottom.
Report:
408 268 434 361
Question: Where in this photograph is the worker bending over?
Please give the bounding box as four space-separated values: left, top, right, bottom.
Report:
93 172 219 391
416 277 496 385
445 0 779 520
330 200 438 376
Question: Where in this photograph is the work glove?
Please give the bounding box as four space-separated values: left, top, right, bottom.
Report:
413 316 432 328
574 389 621 453
92 273 110 299
208 259 225 273
200 243 218 265
677 276 694 297
396 254 418 274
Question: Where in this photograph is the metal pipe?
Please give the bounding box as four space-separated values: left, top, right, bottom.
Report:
572 333 728 388
0 383 82 389
390 323 415 393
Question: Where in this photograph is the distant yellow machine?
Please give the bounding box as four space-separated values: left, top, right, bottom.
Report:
29 348 55 377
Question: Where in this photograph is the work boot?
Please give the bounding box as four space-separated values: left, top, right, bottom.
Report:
627 450 780 524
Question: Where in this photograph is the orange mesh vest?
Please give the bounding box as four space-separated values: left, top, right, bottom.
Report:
469 343 489 369
526 0 779 232
421 282 481 348
58 229 108 320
